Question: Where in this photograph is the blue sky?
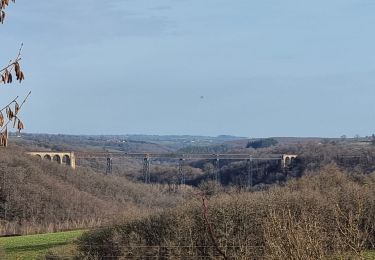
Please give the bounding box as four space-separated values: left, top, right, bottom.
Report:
1 0 375 137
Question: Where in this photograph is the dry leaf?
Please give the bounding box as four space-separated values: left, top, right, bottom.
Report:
7 107 13 120
17 120 24 132
7 72 12 83
15 102 19 114
0 112 4 127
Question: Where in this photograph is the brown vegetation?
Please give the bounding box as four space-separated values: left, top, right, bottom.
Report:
75 165 375 259
0 147 193 235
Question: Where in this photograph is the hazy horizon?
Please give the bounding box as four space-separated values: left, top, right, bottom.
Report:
16 132 365 140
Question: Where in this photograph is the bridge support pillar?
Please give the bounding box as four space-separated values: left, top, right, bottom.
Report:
178 158 185 185
281 154 298 168
213 156 220 183
70 153 76 169
143 156 150 184
247 156 253 188
106 157 113 175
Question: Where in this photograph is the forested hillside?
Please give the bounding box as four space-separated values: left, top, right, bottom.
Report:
0 147 192 235
2 136 375 259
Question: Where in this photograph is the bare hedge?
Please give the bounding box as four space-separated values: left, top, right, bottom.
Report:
77 165 375 259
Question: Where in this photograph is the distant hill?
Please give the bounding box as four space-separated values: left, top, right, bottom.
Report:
11 133 247 153
11 134 174 153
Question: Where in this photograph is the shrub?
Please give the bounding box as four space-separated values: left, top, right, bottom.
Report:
75 165 375 259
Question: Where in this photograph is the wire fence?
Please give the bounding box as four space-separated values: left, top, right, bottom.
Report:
5 244 266 259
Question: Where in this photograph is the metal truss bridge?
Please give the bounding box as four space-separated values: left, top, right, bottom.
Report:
75 152 297 187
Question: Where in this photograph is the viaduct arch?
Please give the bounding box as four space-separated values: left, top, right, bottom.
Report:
27 152 76 169
282 154 298 168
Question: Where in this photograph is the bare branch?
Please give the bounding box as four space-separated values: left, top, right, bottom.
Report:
0 58 21 74
0 44 24 84
0 96 18 112
0 91 31 132
0 1 28 146
200 193 229 260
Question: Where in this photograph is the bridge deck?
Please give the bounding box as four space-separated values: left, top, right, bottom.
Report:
75 152 286 161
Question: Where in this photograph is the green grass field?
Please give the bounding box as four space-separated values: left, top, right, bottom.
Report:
364 251 375 259
0 230 374 259
0 230 84 260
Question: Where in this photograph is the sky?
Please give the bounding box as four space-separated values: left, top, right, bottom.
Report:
1 0 375 138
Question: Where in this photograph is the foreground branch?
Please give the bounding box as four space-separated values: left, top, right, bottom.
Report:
0 91 31 146
200 193 228 260
0 44 24 84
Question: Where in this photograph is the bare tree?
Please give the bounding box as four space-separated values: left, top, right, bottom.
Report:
0 0 30 147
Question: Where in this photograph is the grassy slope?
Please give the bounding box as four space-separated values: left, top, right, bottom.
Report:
0 230 83 260
364 251 375 259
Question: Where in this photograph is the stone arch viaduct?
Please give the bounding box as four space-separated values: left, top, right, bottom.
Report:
282 154 298 168
27 152 76 169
